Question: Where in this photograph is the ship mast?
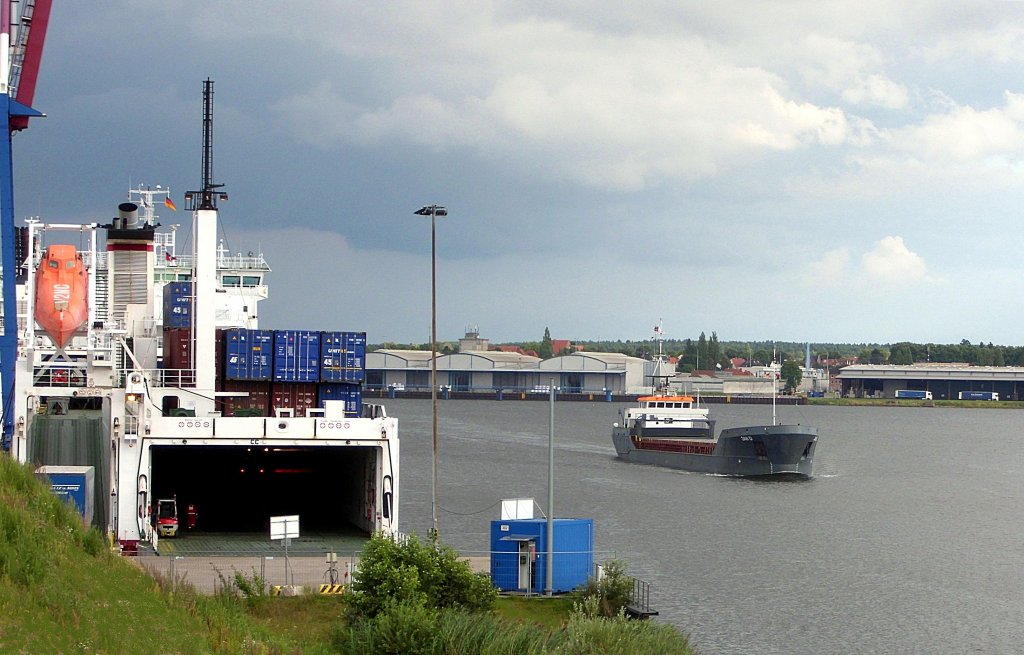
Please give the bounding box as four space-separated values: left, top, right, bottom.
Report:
184 79 226 395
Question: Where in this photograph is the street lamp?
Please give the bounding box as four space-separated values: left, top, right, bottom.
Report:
415 204 447 538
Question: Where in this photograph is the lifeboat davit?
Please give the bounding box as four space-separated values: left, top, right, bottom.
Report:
34 244 89 348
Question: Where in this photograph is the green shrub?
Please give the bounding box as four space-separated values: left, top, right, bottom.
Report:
572 559 634 618
345 532 497 620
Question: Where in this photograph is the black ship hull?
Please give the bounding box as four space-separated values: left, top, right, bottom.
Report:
612 424 817 476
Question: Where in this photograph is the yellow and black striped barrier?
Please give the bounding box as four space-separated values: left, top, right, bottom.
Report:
271 585 282 596
318 584 346 595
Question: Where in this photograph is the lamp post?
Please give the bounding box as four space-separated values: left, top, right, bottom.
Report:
415 204 447 538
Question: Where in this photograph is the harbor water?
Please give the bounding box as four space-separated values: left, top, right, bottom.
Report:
389 397 1024 655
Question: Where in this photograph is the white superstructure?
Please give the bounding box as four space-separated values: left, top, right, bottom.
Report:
11 187 398 551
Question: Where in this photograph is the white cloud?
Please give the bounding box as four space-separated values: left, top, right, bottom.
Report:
861 236 930 282
805 237 930 289
891 92 1024 161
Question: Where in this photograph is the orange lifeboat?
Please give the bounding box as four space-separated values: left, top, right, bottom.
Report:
34 244 89 348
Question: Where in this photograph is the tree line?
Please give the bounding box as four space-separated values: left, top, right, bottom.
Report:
372 330 1024 369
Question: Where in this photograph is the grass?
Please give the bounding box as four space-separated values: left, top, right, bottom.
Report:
494 595 575 628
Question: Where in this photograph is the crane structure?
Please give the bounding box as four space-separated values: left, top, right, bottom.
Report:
0 0 50 450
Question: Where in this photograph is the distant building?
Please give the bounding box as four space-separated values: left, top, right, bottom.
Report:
458 327 489 352
837 364 1024 399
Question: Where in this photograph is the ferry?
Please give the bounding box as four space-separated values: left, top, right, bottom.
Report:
8 83 399 553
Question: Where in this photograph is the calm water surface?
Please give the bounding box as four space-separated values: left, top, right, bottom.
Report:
387 397 1023 655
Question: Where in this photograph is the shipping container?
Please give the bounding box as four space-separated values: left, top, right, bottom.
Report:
219 380 271 417
319 331 367 382
489 518 594 594
318 382 363 417
35 465 95 527
162 328 195 386
224 329 274 381
271 382 319 416
958 390 999 401
273 330 321 382
162 281 193 329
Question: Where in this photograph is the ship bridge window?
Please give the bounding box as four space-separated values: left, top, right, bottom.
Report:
242 275 261 287
222 275 241 287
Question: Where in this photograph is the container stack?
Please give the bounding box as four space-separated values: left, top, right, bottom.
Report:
203 328 366 418
161 282 195 386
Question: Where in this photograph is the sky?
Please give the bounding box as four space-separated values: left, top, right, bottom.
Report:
12 2 1024 346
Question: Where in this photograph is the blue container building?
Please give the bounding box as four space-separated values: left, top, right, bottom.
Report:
273 330 321 382
35 465 95 527
162 281 193 329
318 382 363 417
224 329 274 381
490 518 594 594
320 331 366 382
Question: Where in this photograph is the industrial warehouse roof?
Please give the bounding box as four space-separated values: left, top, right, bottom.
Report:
838 364 1024 381
368 349 647 372
367 349 541 370
367 349 436 368
539 352 647 371
438 351 542 369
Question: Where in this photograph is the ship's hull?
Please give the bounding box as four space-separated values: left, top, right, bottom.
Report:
612 424 817 476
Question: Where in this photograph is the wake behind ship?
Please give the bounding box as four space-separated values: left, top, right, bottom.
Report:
611 395 817 476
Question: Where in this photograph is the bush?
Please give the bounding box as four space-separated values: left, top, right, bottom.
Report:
345 532 497 621
573 559 634 618
335 600 439 655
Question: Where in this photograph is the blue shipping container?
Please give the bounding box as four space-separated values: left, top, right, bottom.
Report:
162 281 193 329
273 330 321 382
320 331 367 382
224 329 274 381
35 465 95 526
489 518 594 594
318 382 363 417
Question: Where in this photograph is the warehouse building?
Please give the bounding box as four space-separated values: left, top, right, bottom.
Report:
837 364 1024 400
365 349 655 394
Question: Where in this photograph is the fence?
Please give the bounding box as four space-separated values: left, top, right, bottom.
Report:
135 549 619 597
136 552 365 595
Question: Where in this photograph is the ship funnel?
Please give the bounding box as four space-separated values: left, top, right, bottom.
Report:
118 202 140 229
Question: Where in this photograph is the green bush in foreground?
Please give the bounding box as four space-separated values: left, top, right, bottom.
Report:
345 532 497 620
572 559 635 618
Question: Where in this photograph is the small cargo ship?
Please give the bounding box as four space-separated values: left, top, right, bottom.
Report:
611 394 817 476
611 324 817 476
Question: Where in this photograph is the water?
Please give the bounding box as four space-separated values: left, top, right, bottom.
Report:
387 398 1024 655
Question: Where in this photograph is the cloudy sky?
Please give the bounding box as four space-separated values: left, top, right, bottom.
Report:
13 2 1024 345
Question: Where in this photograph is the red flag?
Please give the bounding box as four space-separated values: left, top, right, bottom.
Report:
165 197 177 212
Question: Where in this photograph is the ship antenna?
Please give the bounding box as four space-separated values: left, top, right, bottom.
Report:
184 79 227 211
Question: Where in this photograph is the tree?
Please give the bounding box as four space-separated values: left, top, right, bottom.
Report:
696 332 708 370
539 327 553 359
889 343 914 365
780 359 803 393
345 533 497 621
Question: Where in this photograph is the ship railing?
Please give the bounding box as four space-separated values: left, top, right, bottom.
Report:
216 253 270 270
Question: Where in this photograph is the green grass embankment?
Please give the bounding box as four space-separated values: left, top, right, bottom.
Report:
0 455 310 654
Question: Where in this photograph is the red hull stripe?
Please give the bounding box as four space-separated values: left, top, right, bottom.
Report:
107 243 154 251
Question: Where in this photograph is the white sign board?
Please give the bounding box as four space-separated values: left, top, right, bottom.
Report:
501 498 534 520
270 515 300 540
